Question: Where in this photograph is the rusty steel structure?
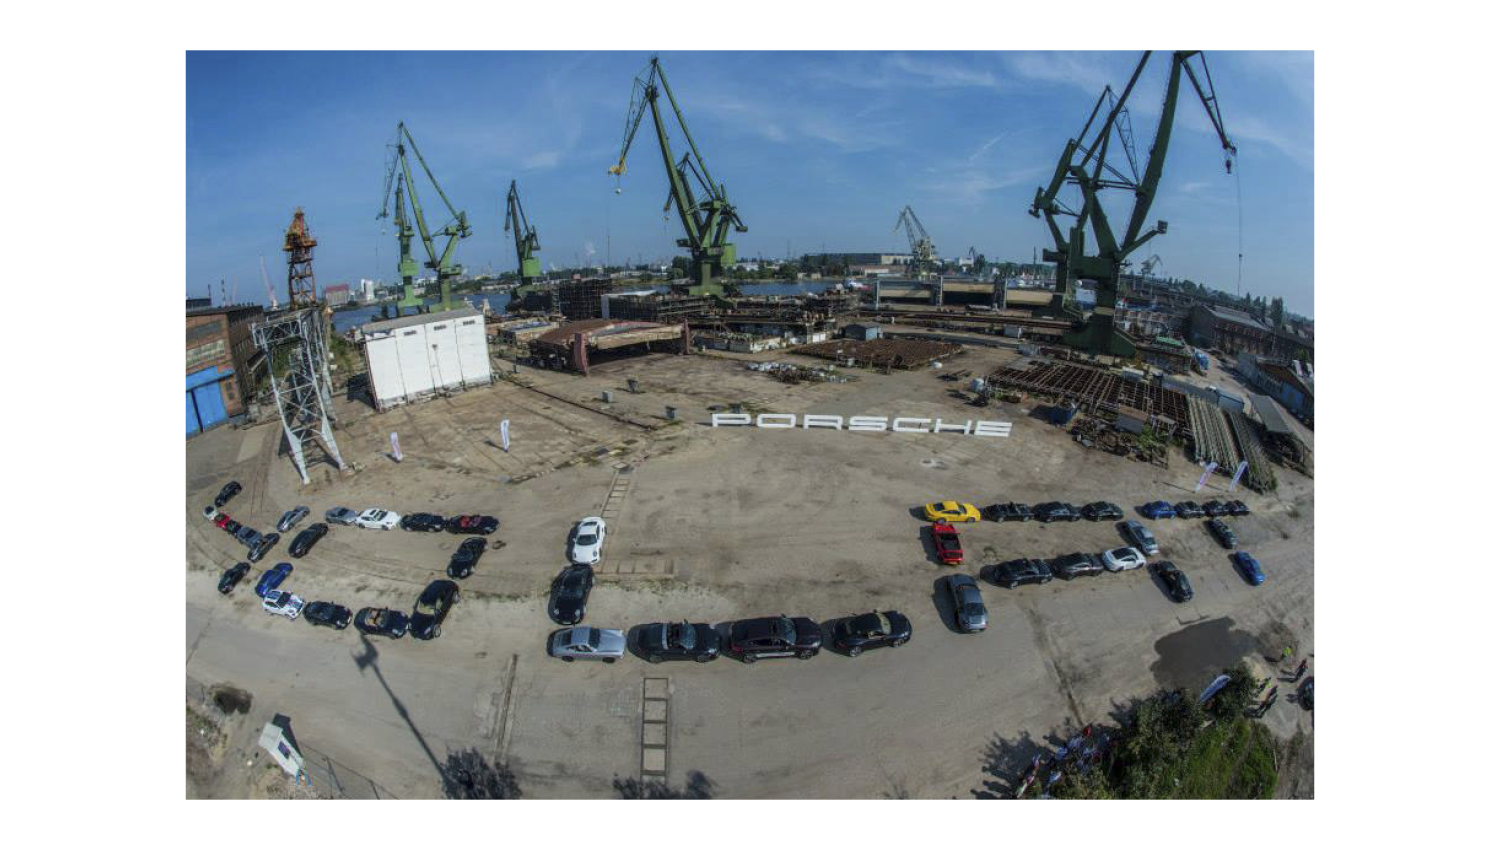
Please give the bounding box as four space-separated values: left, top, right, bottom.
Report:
283 208 319 307
796 337 961 370
988 361 1189 434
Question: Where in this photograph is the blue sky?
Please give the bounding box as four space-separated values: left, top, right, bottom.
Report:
187 51 1313 315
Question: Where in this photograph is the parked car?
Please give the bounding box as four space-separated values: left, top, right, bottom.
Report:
943 575 989 633
1232 551 1265 585
400 512 448 532
355 508 401 530
923 501 982 523
234 526 261 548
304 601 352 630
1173 501 1205 519
325 507 360 527
410 580 460 640
202 505 220 521
247 532 279 563
254 562 293 598
447 537 487 579
1119 520 1159 556
549 565 595 625
1141 500 1177 519
1033 502 1082 523
727 615 823 662
989 558 1053 589
984 502 1032 522
1102 546 1147 572
214 513 232 530
929 522 964 565
214 481 242 508
1081 501 1124 521
354 607 408 639
262 590 304 620
276 506 310 533
1152 561 1194 602
831 610 913 655
289 523 329 558
1226 500 1251 516
218 562 250 595
550 626 627 663
447 514 499 535
568 516 608 565
1049 552 1104 580
1202 500 1231 517
638 621 721 663
1297 677 1313 710
1207 518 1238 549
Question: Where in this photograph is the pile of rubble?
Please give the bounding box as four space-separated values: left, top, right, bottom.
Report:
744 361 851 384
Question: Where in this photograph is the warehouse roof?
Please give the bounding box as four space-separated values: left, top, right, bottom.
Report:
360 306 481 335
1249 394 1294 436
1200 305 1269 330
535 318 675 347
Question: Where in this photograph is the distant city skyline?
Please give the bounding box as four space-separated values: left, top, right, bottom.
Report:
188 51 1313 316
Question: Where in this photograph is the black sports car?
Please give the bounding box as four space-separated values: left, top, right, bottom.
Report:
410 580 459 640
400 513 448 532
355 607 408 639
1152 561 1194 602
549 565 594 625
214 481 242 508
1033 502 1082 523
1173 501 1206 519
1207 518 1237 549
638 621 721 663
831 610 913 655
304 601 353 630
1226 500 1251 516
447 537 488 579
727 615 823 662
246 532 280 563
1049 552 1104 580
446 515 499 535
1081 501 1124 521
984 502 1033 522
289 523 328 558
218 562 250 594
990 558 1053 589
1202 500 1232 518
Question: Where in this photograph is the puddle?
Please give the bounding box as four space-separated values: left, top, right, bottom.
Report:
1150 617 1256 692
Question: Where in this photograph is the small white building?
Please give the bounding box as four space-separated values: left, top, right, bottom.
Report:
360 307 491 412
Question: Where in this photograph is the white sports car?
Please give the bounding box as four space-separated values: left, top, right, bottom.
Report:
355 508 402 530
262 590 305 620
1102 546 1147 572
568 516 607 565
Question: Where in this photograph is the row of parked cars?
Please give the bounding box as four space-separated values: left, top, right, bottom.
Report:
218 556 464 640
549 610 914 663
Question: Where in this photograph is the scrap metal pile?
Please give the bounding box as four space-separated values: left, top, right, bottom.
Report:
987 361 1189 434
745 361 851 384
1068 415 1169 467
795 337 961 370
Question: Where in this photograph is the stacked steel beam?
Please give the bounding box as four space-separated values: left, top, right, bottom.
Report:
1226 410 1278 492
986 361 1189 434
1186 395 1241 472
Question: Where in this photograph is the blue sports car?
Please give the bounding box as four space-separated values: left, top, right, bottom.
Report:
255 562 293 598
1232 551 1265 585
1141 501 1177 519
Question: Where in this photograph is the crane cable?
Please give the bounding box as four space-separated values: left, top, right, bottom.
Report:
1233 150 1244 298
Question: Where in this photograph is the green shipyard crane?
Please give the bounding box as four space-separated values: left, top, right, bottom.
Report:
609 55 747 297
1029 51 1235 357
893 205 938 279
377 121 471 316
503 179 543 309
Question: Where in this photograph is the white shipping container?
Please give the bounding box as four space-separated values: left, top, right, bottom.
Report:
360 308 492 411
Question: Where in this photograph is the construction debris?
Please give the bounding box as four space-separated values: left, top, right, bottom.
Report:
796 337 962 370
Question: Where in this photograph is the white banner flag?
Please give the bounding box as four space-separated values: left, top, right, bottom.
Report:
500 419 511 452
1194 460 1218 492
1228 460 1249 492
390 432 403 462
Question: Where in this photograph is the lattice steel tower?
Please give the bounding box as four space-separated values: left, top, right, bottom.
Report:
283 208 319 307
251 309 344 484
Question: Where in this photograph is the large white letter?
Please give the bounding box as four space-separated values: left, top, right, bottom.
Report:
712 413 752 427
847 416 889 432
802 414 843 430
756 413 797 429
931 419 973 435
972 420 1013 437
892 417 932 433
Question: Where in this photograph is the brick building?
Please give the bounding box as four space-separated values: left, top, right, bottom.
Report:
186 303 264 435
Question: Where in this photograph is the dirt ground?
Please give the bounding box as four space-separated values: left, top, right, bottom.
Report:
186 344 1313 798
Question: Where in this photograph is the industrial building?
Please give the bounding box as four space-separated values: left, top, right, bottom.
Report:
358 307 492 412
186 302 265 435
1238 354 1314 422
531 318 689 376
1189 304 1315 361
324 283 351 307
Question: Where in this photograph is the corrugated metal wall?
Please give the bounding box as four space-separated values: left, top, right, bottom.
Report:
186 364 232 436
363 314 492 411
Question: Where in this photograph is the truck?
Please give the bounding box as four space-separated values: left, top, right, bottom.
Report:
929 522 964 565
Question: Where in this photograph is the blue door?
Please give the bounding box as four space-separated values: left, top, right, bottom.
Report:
187 364 233 436
187 390 202 435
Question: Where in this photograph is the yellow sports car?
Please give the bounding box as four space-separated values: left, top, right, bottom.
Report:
923 501 982 523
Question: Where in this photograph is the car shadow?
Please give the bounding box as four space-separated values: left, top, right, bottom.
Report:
907 506 930 522
930 575 965 634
